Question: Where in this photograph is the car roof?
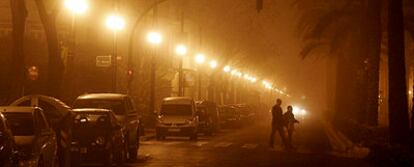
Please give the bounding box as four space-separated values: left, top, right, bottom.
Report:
163 97 194 105
72 108 112 113
163 97 193 101
0 106 38 113
76 93 127 100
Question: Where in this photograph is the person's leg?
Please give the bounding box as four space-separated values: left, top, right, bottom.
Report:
277 127 288 148
269 125 276 148
288 130 293 148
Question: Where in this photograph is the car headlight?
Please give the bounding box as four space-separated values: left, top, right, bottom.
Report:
95 137 105 145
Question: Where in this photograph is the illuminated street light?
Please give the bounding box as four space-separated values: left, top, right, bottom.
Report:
223 66 231 73
231 69 237 75
251 77 257 83
105 14 125 92
243 74 250 80
175 44 187 96
236 71 242 77
106 15 125 31
175 44 187 56
409 90 413 95
209 60 218 69
147 31 162 45
65 0 88 14
195 53 206 64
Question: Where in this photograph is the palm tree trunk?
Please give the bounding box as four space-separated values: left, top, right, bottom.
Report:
364 0 382 126
35 0 64 98
8 0 27 101
387 0 410 144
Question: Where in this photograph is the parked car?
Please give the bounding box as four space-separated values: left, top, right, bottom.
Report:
72 93 141 159
0 113 16 167
0 106 58 167
10 95 73 167
233 104 256 123
218 105 242 128
195 101 220 135
71 108 126 166
156 97 199 140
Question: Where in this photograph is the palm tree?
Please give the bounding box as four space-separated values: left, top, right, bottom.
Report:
387 0 410 144
7 0 28 102
296 0 382 126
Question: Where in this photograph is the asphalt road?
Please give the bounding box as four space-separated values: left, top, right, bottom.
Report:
126 116 371 167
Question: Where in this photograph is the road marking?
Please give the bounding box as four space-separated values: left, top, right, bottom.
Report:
193 141 209 147
164 141 184 145
242 143 258 149
214 142 233 147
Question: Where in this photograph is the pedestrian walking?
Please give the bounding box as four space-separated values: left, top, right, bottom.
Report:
269 98 288 149
284 105 299 149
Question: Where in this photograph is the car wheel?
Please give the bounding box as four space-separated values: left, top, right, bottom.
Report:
115 144 126 166
128 139 138 160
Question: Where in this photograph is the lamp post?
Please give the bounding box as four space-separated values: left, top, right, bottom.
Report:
175 44 187 96
64 0 88 96
209 60 217 101
195 53 205 100
106 14 125 92
147 31 162 114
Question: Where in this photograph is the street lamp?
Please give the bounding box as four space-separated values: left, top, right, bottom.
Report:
224 65 231 73
195 53 205 100
106 14 125 92
146 31 162 116
147 31 162 45
64 0 88 97
208 60 218 101
175 44 187 96
65 0 88 14
209 60 217 69
175 44 187 56
195 53 205 64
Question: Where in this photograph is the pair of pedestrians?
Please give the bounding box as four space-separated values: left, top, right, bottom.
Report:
269 98 299 150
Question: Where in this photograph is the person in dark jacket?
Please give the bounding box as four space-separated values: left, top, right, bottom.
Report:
284 105 299 149
269 99 287 149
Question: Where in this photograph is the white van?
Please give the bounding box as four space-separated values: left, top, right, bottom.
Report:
156 97 198 140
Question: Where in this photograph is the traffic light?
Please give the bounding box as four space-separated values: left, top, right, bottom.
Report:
256 0 263 13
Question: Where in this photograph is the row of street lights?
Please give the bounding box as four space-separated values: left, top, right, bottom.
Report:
63 0 289 102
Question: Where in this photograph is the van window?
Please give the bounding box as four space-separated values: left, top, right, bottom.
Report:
161 104 192 116
73 99 125 115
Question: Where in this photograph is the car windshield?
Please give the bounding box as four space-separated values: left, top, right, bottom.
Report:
73 99 125 115
3 113 34 136
221 108 237 115
161 104 192 116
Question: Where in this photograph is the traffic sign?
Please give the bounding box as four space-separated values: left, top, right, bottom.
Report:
96 55 112 67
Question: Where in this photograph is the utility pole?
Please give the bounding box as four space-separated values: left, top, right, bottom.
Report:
178 10 185 96
149 5 158 114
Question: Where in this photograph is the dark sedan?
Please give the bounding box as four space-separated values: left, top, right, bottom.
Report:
71 108 126 166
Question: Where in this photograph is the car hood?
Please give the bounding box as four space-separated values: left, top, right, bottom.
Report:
160 116 193 124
